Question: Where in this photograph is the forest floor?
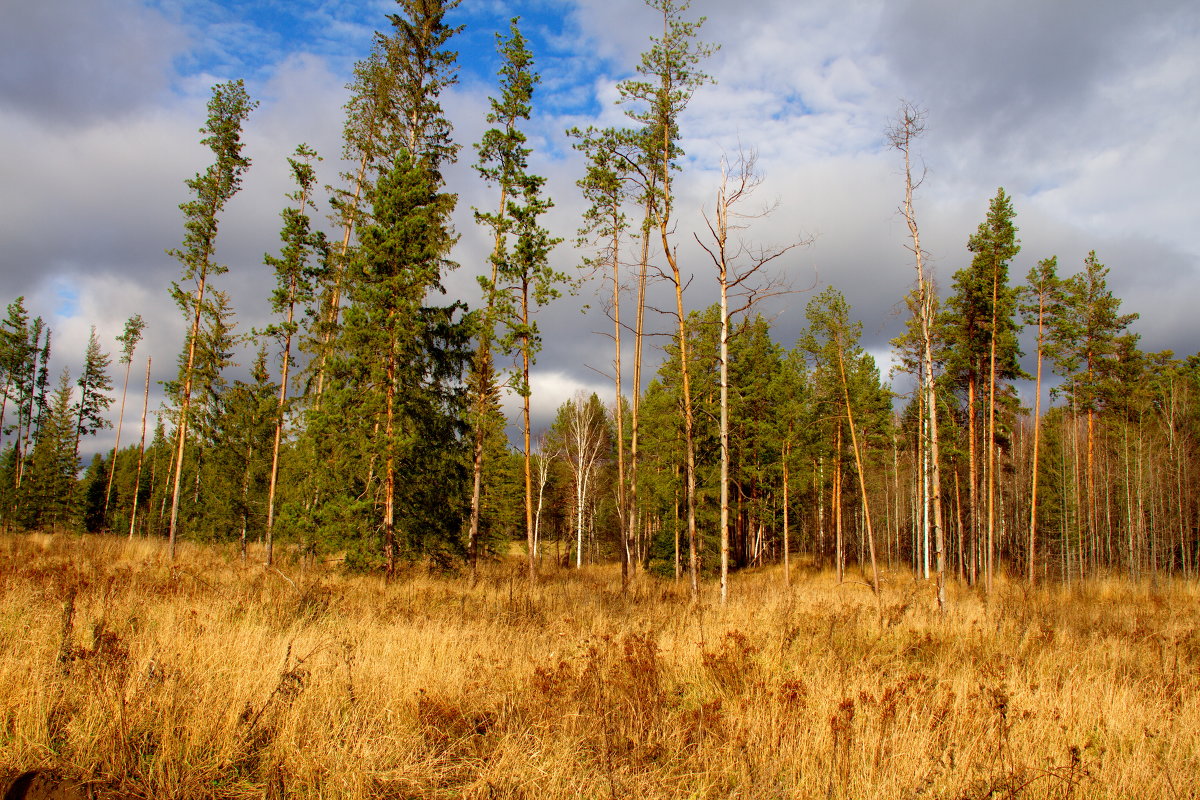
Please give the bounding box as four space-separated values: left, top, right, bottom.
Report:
0 533 1197 799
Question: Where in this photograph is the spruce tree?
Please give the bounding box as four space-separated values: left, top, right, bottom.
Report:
306 0 469 574
73 326 113 467
20 371 77 530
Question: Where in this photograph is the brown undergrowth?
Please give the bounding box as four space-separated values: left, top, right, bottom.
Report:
0 533 1197 799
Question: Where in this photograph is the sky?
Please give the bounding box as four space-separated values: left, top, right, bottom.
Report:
2 0 1198 458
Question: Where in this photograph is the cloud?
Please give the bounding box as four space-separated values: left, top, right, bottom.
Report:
4 0 1199 467
0 0 184 125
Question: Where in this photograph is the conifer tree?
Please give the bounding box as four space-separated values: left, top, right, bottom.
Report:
1018 257 1062 582
944 188 1022 590
263 144 326 565
73 327 113 469
470 18 548 574
127 355 151 538
0 300 34 499
305 0 468 573
20 371 77 530
103 314 145 524
1051 251 1138 572
570 123 657 587
166 79 256 559
619 0 716 599
801 287 883 600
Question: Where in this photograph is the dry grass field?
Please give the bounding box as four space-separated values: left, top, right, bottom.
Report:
0 533 1197 799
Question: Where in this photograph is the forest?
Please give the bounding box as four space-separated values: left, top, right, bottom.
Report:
1 0 1197 603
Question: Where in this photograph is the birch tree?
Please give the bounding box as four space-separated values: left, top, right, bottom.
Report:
694 151 798 603
887 104 947 608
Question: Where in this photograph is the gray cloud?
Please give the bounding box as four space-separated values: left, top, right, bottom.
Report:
0 0 184 125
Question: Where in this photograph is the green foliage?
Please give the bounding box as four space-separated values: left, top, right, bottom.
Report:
943 187 1024 391
1050 250 1139 414
167 80 257 288
17 371 78 530
116 315 146 366
73 327 113 457
617 0 718 206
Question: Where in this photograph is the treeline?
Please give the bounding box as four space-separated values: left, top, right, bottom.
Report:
1 0 1197 596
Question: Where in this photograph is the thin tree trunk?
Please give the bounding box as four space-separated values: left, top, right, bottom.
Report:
628 203 651 583
836 343 880 596
835 428 843 583
238 442 253 561
384 332 397 578
265 273 299 567
168 270 208 560
967 375 978 586
523 282 535 582
468 184 507 572
782 437 791 587
987 266 1000 595
314 151 369 405
718 244 731 604
128 357 151 539
103 357 135 523
611 203 629 589
1028 294 1046 583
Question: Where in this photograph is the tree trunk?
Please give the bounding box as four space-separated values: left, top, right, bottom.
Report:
628 202 651 588
168 271 208 561
523 281 535 582
1028 294 1045 583
103 358 134 524
128 357 151 539
265 275 298 567
468 184 507 573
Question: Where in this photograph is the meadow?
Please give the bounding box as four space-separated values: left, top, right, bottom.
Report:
0 533 1196 799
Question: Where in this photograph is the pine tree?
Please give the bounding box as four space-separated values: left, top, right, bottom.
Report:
1051 251 1138 573
570 124 649 587
618 0 717 598
944 187 1022 590
0 300 35 508
801 287 883 601
103 314 145 525
1018 256 1062 582
470 18 555 575
263 144 327 565
166 79 256 559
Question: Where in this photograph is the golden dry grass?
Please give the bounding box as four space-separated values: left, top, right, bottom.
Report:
0 533 1197 799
